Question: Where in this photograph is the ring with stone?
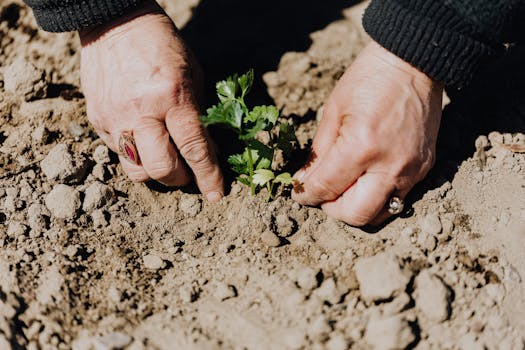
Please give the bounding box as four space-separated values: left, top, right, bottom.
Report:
118 131 140 165
387 196 404 215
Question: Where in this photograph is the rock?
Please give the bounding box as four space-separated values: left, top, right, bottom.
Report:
364 315 415 350
308 315 331 341
91 163 108 182
214 282 237 301
179 195 202 216
6 221 28 238
45 185 81 219
314 277 341 304
40 144 88 184
93 145 111 164
417 231 437 253
354 252 410 303
325 332 348 350
260 230 281 247
296 267 319 291
414 270 451 322
91 210 108 228
274 214 295 237
31 125 49 144
421 213 442 236
93 332 132 350
3 58 47 101
82 182 114 212
383 292 411 316
142 254 164 270
27 204 49 233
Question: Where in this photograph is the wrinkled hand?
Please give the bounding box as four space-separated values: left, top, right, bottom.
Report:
79 1 223 201
292 41 443 226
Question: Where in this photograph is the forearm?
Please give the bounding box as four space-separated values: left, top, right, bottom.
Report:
23 0 149 32
363 0 525 87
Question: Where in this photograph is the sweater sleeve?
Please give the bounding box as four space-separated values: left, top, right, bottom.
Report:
362 0 525 87
23 0 146 32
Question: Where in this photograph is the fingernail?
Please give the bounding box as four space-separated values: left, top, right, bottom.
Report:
206 191 223 203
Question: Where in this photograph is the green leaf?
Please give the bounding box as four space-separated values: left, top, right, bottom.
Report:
277 123 297 158
247 140 273 170
201 100 244 131
253 169 275 186
246 105 279 124
238 69 254 98
228 153 248 175
237 176 251 186
274 172 294 185
216 75 238 102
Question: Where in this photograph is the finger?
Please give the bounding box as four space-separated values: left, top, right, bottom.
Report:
369 188 411 226
294 101 340 180
321 172 396 227
166 106 224 202
133 118 191 186
118 155 150 182
292 134 367 206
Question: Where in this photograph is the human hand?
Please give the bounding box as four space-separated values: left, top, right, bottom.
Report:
292 41 443 226
79 1 223 202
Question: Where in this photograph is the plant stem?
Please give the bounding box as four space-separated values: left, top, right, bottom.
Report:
246 146 256 196
266 181 274 202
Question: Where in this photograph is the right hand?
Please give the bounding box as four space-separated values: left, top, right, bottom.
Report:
79 1 224 202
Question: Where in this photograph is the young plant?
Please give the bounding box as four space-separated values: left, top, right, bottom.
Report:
201 69 297 201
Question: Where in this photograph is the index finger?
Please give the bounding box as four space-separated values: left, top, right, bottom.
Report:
166 105 224 202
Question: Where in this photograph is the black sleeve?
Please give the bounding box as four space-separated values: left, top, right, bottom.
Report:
23 0 146 32
362 0 525 87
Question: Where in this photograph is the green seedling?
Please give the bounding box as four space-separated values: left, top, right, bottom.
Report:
201 69 297 201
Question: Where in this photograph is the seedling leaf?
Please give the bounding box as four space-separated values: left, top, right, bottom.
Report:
238 69 254 98
274 172 294 185
277 123 297 158
201 100 243 131
216 75 238 102
253 169 275 186
246 105 279 124
228 153 248 174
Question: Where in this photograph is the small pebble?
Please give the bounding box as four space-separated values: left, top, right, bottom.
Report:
7 221 28 238
93 332 132 350
421 213 442 236
82 181 114 212
142 254 164 270
3 58 47 101
45 184 81 219
93 145 111 164
214 282 237 301
313 277 341 304
91 210 108 228
40 144 88 183
296 267 319 291
354 252 410 303
260 230 281 247
365 315 415 350
414 270 451 322
274 214 295 237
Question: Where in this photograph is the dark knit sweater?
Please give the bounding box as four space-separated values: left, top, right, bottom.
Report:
24 0 525 87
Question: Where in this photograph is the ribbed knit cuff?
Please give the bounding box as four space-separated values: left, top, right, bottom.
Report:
363 0 497 88
24 0 147 32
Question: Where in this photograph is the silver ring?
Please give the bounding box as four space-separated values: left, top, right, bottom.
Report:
388 196 404 215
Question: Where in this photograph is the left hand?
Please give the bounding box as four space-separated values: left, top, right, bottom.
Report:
292 41 443 226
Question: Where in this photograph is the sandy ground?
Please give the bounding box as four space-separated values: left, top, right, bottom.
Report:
1 1 525 349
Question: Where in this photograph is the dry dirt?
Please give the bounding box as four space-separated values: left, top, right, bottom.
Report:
1 1 525 349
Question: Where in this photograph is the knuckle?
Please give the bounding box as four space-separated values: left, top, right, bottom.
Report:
147 164 176 180
179 137 210 166
307 179 339 201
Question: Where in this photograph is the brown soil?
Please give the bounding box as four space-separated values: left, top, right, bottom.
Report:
1 1 524 349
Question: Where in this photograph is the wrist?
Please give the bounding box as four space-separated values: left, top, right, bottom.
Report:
78 0 165 46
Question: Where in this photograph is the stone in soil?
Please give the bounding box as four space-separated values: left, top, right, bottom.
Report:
295 267 319 291
214 282 237 301
260 230 281 247
82 181 114 212
364 315 415 350
45 184 81 220
179 194 202 216
354 251 410 303
3 58 48 101
31 125 49 144
414 270 451 322
274 214 295 237
313 277 341 304
420 213 442 236
93 332 132 350
93 145 111 164
6 221 28 238
142 254 164 270
40 144 88 184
